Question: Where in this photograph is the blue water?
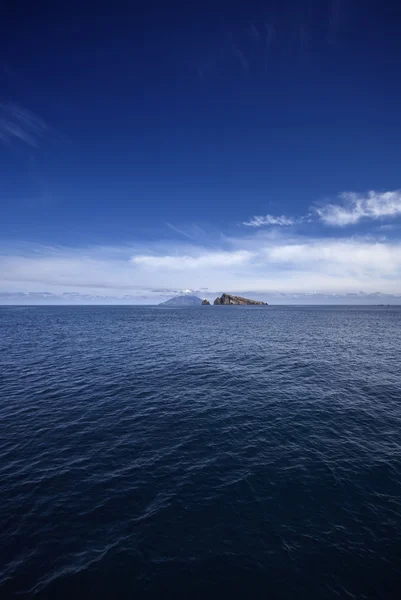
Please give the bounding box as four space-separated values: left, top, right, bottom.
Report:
1 305 401 599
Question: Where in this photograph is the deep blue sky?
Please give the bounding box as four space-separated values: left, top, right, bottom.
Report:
1 0 401 302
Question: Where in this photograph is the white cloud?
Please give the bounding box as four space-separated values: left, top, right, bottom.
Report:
317 190 401 226
244 190 401 230
131 250 252 269
243 214 295 227
265 239 401 275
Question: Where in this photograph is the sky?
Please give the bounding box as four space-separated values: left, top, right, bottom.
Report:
1 0 401 304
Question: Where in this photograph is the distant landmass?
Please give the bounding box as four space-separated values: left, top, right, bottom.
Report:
159 295 203 306
159 293 267 306
213 294 267 306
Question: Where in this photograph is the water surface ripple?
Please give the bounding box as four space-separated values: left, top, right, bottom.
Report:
1 306 401 598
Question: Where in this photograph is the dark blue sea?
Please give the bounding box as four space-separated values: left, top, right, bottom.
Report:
1 305 401 599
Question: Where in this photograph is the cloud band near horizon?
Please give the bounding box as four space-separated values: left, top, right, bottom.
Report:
1 235 401 300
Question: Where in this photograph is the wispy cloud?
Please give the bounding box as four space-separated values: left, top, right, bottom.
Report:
316 190 401 226
166 222 208 240
230 41 250 73
248 24 261 42
328 0 343 45
243 214 296 227
166 222 194 239
0 102 48 147
264 23 275 70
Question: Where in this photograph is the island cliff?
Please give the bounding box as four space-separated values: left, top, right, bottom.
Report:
213 294 267 306
201 299 211 305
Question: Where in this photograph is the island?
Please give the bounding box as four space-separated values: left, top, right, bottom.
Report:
159 295 203 306
213 294 267 306
159 293 267 306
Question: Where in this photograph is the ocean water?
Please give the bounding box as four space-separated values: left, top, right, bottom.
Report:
1 305 401 599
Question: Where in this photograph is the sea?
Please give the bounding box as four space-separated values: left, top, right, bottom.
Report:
1 305 401 599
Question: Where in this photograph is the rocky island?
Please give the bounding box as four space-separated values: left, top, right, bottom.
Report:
213 294 267 306
159 295 202 306
158 293 267 306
